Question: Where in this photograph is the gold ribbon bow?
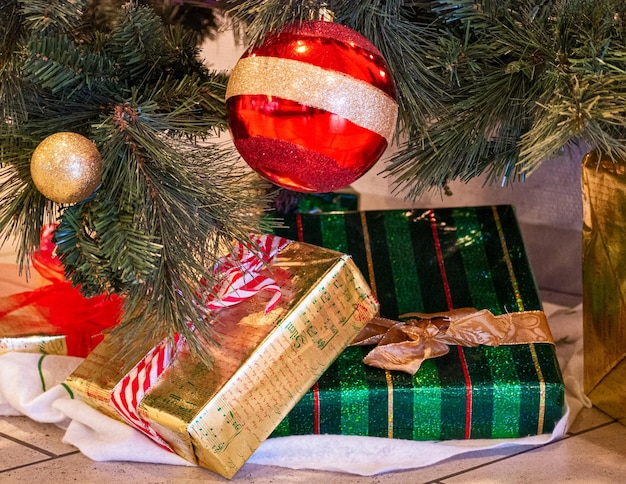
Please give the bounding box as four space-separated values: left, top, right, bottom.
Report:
351 308 554 375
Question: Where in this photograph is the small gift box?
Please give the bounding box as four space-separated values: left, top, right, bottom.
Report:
0 226 122 357
66 234 378 478
271 206 565 440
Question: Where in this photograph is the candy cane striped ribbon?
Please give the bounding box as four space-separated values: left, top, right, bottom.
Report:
110 335 182 451
109 234 290 450
204 234 290 313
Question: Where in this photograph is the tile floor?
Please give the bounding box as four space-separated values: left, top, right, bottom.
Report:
1 405 625 483
2 291 625 483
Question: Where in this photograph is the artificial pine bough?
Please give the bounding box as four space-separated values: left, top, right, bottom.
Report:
226 0 626 196
0 0 271 361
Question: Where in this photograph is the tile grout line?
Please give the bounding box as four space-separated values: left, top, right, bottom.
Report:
0 450 81 474
421 444 549 484
566 418 619 437
0 431 60 458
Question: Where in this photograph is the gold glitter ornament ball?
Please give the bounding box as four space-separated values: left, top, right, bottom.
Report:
30 132 103 204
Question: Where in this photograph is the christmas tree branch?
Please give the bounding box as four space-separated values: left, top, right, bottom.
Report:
0 1 271 363
387 0 626 195
223 0 626 195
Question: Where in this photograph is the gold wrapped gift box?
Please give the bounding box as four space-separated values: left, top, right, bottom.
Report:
66 240 378 478
582 151 626 424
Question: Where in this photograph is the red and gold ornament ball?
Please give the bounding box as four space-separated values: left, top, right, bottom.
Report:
226 21 398 193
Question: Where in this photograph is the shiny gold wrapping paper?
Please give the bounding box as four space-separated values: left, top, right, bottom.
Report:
0 309 68 355
66 241 378 478
0 334 67 355
582 151 626 424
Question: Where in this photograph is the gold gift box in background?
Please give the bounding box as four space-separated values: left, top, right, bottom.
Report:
0 333 67 355
66 240 378 478
582 151 626 425
0 263 68 356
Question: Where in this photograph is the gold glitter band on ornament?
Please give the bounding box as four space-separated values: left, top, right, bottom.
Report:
226 56 398 144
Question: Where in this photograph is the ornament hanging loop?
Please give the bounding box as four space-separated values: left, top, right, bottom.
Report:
307 1 334 22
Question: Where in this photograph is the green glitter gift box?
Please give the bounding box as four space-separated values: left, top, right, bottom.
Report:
270 206 565 440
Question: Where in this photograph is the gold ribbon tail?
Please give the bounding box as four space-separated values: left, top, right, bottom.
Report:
353 309 553 375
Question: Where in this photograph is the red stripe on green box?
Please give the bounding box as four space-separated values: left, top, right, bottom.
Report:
453 208 516 437
427 209 473 439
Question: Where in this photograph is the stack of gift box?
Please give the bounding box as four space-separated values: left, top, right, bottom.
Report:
1 205 566 478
